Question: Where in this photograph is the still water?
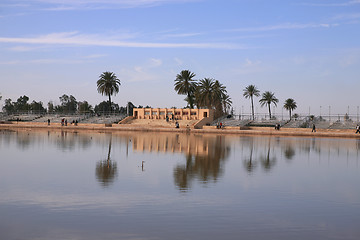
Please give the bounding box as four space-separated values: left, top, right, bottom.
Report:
0 129 359 240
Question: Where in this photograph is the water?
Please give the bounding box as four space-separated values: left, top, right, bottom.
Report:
0 129 359 240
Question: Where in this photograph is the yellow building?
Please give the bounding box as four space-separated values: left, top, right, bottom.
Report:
133 108 214 121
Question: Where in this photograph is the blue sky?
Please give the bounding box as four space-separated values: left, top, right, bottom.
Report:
0 0 359 116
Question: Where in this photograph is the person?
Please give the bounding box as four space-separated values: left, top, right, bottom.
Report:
47 119 50 125
220 122 223 129
65 119 67 126
175 121 179 128
75 120 78 126
312 123 316 132
356 124 360 134
166 115 169 122
61 118 64 126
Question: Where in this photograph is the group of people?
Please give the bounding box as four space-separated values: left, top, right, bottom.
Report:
216 122 224 129
166 114 175 122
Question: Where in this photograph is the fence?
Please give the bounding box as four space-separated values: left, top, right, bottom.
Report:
234 113 360 123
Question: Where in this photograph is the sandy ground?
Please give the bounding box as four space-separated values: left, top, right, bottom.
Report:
1 121 360 139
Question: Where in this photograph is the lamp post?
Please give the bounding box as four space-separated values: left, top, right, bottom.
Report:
320 106 322 118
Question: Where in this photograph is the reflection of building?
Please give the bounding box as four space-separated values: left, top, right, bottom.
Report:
133 108 214 121
132 133 210 156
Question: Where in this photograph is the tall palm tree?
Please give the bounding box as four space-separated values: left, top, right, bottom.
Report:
196 78 215 109
283 98 297 120
259 91 279 119
97 71 121 113
174 70 197 108
243 85 260 120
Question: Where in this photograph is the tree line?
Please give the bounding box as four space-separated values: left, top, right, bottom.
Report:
1 94 134 115
174 70 298 120
1 70 298 120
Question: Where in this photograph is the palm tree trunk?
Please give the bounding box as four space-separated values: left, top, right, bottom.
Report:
268 103 271 119
251 96 255 120
289 109 292 120
188 92 193 109
108 95 112 113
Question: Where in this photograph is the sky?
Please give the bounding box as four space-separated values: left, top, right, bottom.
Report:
0 0 359 116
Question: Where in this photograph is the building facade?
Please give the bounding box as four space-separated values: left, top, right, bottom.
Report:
133 108 214 121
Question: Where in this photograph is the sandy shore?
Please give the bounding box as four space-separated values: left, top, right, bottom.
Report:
1 121 360 139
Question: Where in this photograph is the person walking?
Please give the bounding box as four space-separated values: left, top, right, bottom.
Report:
312 123 316 132
356 124 360 134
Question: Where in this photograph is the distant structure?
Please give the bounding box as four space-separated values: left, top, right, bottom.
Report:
132 108 214 121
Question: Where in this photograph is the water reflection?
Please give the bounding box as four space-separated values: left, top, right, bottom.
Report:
284 144 295 160
243 138 257 173
260 139 276 171
1 130 360 240
173 136 230 191
95 137 117 187
131 133 231 191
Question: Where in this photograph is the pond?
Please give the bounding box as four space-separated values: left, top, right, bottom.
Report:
0 129 359 240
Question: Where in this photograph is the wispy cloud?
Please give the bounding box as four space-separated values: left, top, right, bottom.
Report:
301 0 360 7
10 0 200 10
226 23 336 32
163 32 204 38
0 31 244 50
333 12 360 20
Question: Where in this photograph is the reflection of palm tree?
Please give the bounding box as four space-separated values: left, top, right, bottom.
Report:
244 140 257 173
96 137 117 187
260 140 276 171
284 145 295 160
173 154 193 191
173 136 230 192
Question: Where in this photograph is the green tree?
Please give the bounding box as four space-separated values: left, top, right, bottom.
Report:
14 95 30 112
97 71 121 113
174 70 197 108
47 101 54 113
259 91 279 119
243 85 260 120
194 78 232 118
283 98 297 120
59 94 78 113
196 78 215 109
94 101 120 114
2 98 14 113
78 101 93 114
30 100 46 113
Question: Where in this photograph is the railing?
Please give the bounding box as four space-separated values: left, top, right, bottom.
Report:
233 113 360 123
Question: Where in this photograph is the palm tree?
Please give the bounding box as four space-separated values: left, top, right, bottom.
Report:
97 71 121 113
259 91 279 119
174 70 197 108
283 98 297 120
243 85 260 120
196 78 215 109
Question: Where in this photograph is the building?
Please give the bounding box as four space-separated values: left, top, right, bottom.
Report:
132 108 214 121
